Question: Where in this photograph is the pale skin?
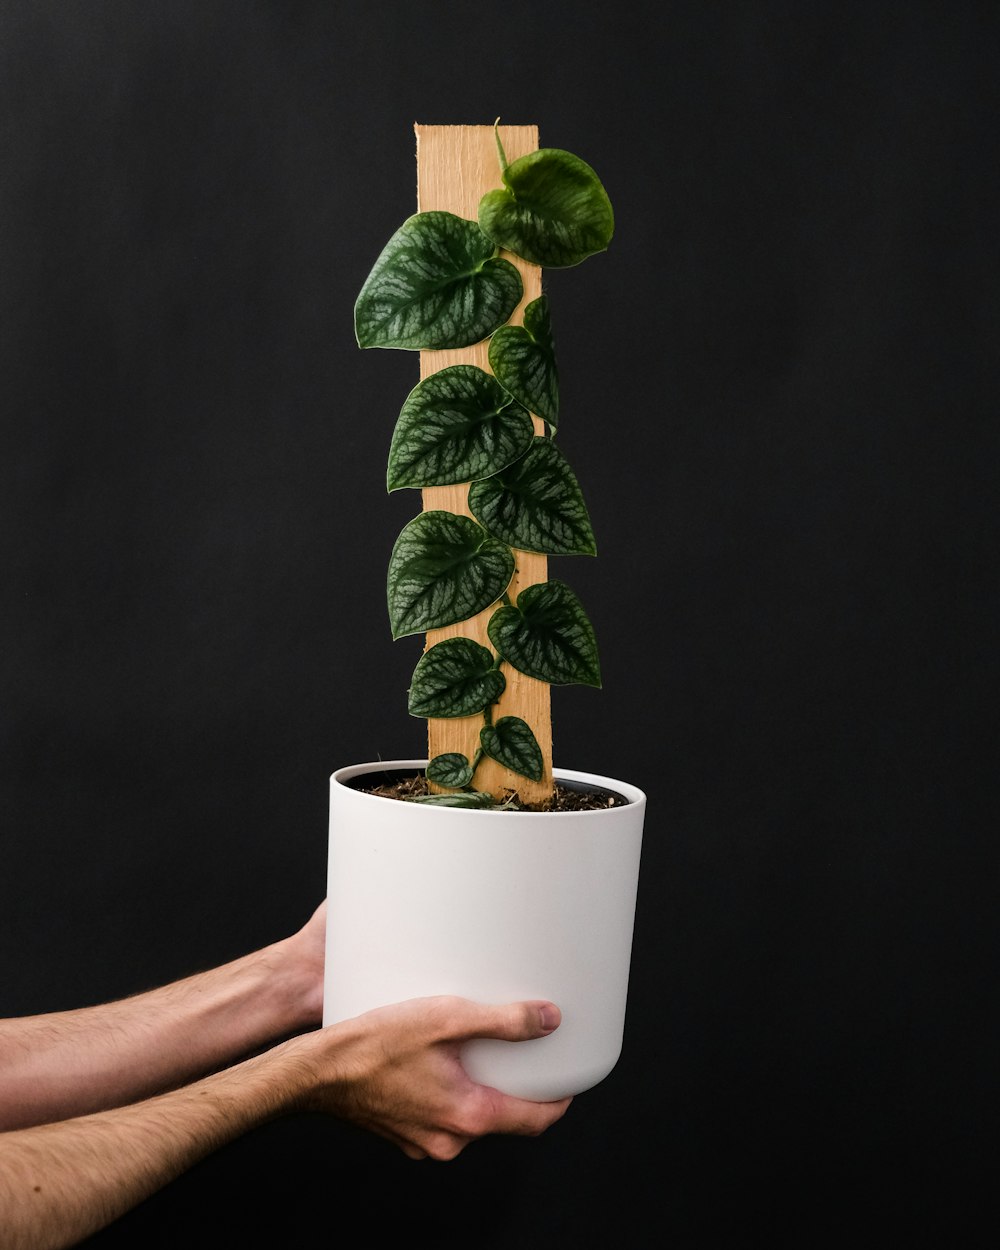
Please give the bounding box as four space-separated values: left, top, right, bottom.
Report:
0 901 571 1250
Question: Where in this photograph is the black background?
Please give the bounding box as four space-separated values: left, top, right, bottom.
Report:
2 2 996 1244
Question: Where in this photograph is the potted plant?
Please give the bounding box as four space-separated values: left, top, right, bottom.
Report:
322 123 646 1101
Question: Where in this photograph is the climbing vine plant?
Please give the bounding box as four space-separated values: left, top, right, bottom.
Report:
354 126 613 808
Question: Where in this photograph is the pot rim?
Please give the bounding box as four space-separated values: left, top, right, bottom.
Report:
331 758 646 814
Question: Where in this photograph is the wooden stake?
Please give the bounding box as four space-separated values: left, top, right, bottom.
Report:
415 123 553 803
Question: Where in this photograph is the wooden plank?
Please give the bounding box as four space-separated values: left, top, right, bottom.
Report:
414 123 552 803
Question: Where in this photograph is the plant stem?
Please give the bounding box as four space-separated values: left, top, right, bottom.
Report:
493 119 509 175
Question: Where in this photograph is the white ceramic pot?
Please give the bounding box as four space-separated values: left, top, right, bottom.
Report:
322 759 645 1101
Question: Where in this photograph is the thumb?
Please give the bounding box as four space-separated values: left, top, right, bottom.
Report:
459 999 562 1043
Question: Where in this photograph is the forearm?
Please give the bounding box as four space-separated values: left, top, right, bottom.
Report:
0 935 318 1130
0 1045 309 1250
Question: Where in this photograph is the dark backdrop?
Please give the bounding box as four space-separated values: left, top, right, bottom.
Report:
2 1 996 1244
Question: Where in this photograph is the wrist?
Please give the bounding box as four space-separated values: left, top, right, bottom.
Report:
274 1018 365 1115
254 933 325 1037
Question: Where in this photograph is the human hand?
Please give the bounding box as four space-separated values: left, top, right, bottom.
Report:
263 899 327 1031
291 899 327 1022
287 995 572 1160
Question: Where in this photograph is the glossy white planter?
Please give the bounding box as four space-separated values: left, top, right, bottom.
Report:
322 759 645 1101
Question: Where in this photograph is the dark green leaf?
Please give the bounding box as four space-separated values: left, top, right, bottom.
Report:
408 637 506 718
468 437 596 556
478 148 614 268
479 716 544 781
425 752 475 788
487 580 601 686
408 791 496 809
488 295 559 426
355 211 523 349
387 511 514 639
387 365 534 491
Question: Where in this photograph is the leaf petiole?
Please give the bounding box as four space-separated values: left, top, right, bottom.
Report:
493 119 509 175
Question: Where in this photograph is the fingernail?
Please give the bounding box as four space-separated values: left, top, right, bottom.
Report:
539 1004 560 1032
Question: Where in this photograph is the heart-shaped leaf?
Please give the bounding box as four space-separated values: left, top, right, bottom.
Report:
387 365 534 491
425 752 475 789
408 637 506 718
487 580 601 686
478 146 614 269
488 295 559 427
468 437 596 556
387 511 514 639
355 211 523 349
480 716 544 781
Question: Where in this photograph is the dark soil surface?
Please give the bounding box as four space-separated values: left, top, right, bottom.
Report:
359 772 629 811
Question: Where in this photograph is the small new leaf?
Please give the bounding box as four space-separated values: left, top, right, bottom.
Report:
487 580 601 686
387 365 534 490
355 211 523 349
478 149 614 268
426 752 475 789
480 716 544 781
387 511 514 639
408 637 506 718
408 791 496 809
468 437 596 556
488 295 559 427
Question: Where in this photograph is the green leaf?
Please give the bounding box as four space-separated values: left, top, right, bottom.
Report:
488 295 559 426
468 437 596 556
387 365 534 491
408 791 496 809
408 637 506 718
478 148 614 268
425 752 475 788
487 580 601 686
355 211 523 350
480 716 544 782
387 511 514 639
